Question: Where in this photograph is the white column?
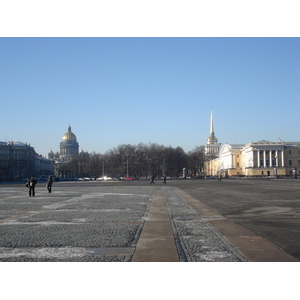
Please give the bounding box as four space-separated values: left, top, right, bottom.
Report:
281 150 284 167
269 150 272 167
263 150 266 167
257 150 260 167
276 150 279 167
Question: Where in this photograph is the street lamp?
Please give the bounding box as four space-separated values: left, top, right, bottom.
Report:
273 154 278 180
102 160 105 178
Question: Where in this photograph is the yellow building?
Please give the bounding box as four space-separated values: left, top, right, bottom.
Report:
205 156 220 177
205 140 300 178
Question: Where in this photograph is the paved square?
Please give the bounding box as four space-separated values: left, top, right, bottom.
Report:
0 179 299 262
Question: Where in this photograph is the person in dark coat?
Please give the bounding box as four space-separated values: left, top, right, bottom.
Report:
27 176 37 197
163 175 167 184
150 176 155 184
47 176 53 193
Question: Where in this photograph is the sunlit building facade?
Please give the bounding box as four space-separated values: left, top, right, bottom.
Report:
205 140 300 177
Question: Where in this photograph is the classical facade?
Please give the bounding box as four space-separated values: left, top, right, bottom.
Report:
59 125 79 162
242 140 286 177
47 125 80 178
0 141 53 181
48 125 79 161
205 140 300 177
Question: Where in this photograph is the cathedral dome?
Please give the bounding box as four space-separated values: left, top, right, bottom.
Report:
62 125 77 141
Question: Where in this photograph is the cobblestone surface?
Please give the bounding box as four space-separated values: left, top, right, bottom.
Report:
0 184 152 262
0 182 247 261
163 187 247 262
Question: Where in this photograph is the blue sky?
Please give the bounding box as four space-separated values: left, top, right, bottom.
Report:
1 37 299 157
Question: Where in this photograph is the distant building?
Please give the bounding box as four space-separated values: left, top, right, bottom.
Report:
0 141 53 181
205 110 220 157
59 125 79 162
205 140 300 177
48 125 80 178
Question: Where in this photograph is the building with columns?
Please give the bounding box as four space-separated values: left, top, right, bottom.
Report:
205 140 300 177
242 140 286 177
48 125 80 178
48 125 79 163
59 125 79 162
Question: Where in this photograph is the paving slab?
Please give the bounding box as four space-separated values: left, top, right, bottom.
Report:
131 190 179 262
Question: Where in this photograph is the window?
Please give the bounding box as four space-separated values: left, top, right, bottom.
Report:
289 159 292 166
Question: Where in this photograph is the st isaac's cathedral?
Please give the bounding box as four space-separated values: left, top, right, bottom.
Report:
48 125 80 177
59 125 79 162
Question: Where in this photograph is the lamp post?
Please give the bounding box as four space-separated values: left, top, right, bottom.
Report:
127 159 129 178
274 154 278 180
102 157 108 179
102 160 105 178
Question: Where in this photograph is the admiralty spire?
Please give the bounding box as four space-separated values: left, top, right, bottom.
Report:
205 110 220 157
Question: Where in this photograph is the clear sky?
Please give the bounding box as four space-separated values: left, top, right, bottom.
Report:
1 37 299 157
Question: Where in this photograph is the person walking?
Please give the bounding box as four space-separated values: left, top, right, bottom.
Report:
218 173 222 182
163 175 167 184
150 176 155 184
47 176 53 193
27 176 37 197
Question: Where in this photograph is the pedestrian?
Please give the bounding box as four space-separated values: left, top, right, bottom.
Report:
27 175 37 197
163 175 167 184
47 176 53 193
150 176 155 184
218 173 222 182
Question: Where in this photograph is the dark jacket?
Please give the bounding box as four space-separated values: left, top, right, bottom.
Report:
47 177 53 186
28 178 37 187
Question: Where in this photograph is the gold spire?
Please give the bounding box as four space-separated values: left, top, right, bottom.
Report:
210 109 215 137
207 109 218 144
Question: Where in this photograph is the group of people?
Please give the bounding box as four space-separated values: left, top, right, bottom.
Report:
26 176 53 196
27 174 167 195
150 176 167 184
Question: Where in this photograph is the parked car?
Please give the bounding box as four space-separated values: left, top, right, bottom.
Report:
96 176 113 181
205 176 218 179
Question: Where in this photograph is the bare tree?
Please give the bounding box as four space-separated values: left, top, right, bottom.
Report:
66 143 205 180
187 146 205 177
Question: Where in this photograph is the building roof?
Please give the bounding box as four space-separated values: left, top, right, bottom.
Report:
62 125 77 141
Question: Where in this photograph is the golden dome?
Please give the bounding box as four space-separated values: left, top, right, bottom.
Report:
62 125 77 141
207 136 218 144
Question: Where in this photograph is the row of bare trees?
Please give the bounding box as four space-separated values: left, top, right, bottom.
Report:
60 143 205 179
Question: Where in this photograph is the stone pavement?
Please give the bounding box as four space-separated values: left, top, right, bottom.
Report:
0 181 298 262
